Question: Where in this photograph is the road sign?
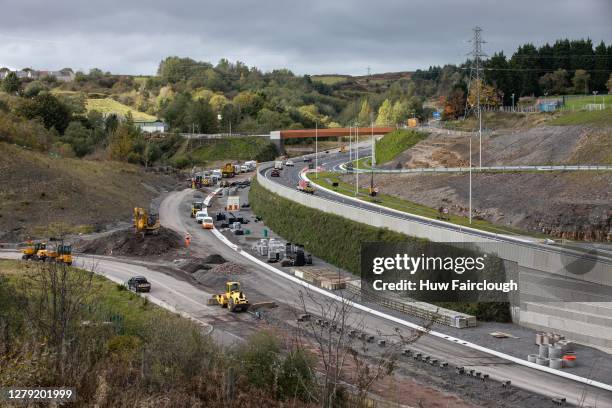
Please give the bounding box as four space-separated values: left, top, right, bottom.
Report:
433 111 441 120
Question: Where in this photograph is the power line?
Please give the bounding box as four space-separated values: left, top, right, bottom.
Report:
460 67 611 72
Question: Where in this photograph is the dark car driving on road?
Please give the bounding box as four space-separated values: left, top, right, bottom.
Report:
127 276 151 293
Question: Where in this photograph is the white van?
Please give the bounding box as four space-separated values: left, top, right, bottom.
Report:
195 210 208 224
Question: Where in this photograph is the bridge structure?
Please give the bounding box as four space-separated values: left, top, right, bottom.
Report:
269 127 395 152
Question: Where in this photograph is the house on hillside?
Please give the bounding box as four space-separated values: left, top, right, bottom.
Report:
0 68 75 82
134 121 168 133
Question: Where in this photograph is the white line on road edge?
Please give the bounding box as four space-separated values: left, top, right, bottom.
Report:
207 187 612 393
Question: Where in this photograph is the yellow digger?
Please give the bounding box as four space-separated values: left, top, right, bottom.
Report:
213 281 250 312
22 241 45 260
133 207 161 235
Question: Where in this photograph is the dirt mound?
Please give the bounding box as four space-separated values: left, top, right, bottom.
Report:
209 262 247 275
192 262 249 286
204 254 226 264
76 227 181 257
179 258 213 274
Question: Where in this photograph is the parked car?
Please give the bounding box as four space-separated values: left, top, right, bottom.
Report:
303 157 312 162
127 276 151 293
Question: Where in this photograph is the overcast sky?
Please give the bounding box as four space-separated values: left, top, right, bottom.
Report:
1 0 610 76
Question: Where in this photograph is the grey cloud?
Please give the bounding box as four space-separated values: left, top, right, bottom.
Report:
0 0 610 75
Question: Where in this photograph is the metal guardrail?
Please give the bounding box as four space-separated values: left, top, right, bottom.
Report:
342 161 612 174
181 132 269 139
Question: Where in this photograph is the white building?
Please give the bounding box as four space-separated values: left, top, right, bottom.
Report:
134 121 168 133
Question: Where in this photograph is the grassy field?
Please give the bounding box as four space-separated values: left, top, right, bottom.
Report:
0 259 171 327
86 98 157 121
310 171 544 238
559 94 612 109
549 107 612 127
374 129 429 164
311 75 350 85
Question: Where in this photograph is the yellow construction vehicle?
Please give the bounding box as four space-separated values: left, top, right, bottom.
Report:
133 207 161 235
22 241 44 260
339 145 347 153
191 201 204 218
214 281 250 312
222 163 235 178
55 244 73 265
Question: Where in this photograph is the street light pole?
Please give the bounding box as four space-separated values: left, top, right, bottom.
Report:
315 121 318 179
371 119 375 167
511 93 515 111
469 133 472 224
349 125 352 162
355 124 359 196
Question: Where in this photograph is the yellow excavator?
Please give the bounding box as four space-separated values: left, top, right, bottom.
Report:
22 241 45 260
213 281 250 312
191 201 204 218
133 207 160 235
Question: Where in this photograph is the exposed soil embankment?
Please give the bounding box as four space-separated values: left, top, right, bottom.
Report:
348 171 611 241
0 142 181 242
371 124 611 241
76 227 182 256
383 125 610 169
